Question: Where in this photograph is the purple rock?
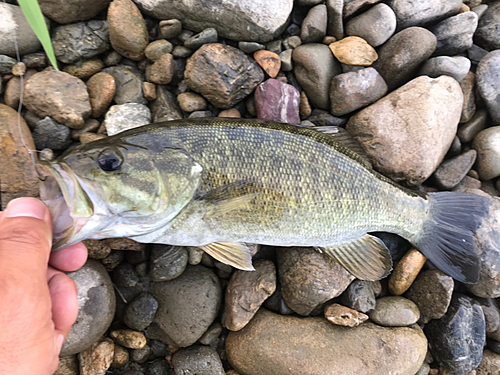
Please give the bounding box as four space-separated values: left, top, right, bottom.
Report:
255 79 300 124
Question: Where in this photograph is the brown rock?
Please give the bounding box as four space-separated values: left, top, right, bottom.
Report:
110 344 129 369
38 0 111 24
177 92 207 112
63 59 104 80
145 39 173 61
80 131 104 144
225 260 277 331
218 108 241 118
476 350 500 375
329 36 378 66
84 239 112 259
254 50 281 78
388 249 427 295
110 330 147 349
159 19 183 39
324 303 369 327
4 69 37 109
299 91 312 119
70 118 100 140
78 339 115 375
86 72 116 118
143 82 157 101
103 238 145 251
460 71 476 123
54 356 79 375
108 0 148 61
145 53 174 85
0 105 39 209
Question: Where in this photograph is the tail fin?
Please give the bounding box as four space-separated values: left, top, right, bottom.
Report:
416 192 491 284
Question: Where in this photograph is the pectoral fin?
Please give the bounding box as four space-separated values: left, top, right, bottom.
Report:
200 242 255 271
319 234 392 281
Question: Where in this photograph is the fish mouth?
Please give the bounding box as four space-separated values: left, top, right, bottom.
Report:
37 161 94 250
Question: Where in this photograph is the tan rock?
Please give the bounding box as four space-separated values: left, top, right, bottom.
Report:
389 249 427 295
84 239 112 260
472 127 500 181
78 338 115 375
299 91 312 119
218 108 241 118
63 59 104 80
476 349 500 375
460 70 476 123
143 82 157 101
110 344 129 369
12 62 26 76
110 329 147 349
4 69 37 109
54 356 79 375
146 53 174 85
254 50 281 78
329 36 378 66
86 72 116 118
324 303 369 327
80 132 106 144
103 237 145 251
177 92 207 112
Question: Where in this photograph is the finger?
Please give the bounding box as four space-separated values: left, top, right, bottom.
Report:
47 267 78 339
49 242 88 272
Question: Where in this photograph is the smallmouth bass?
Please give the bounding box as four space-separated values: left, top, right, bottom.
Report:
37 118 490 283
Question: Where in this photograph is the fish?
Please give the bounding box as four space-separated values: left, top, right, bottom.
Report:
37 118 490 283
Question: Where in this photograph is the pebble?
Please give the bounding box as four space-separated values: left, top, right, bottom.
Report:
130 345 151 363
61 260 116 356
54 356 79 375
11 62 26 77
345 3 397 47
369 296 420 327
32 117 72 151
171 45 191 58
184 28 218 50
143 82 157 101
110 329 147 349
300 4 327 43
277 247 354 315
460 71 476 123
104 103 151 136
453 176 482 192
425 295 486 375
254 79 300 125
329 67 387 116
475 1 500 51
147 359 171 375
472 4 489 18
145 40 173 61
419 56 471 83
185 43 264 108
22 53 47 69
388 249 427 295
254 50 281 78
373 27 437 91
149 245 188 282
151 85 182 122
124 293 159 331
473 127 500 180
307 109 347 127
226 309 427 375
4 70 36 109
110 344 129 369
430 12 478 56
328 36 378 66
476 51 500 125
347 76 463 186
299 91 312 119
326 0 343 39
24 70 91 129
199 322 223 345
292 43 341 110
324 303 369 327
172 346 225 375
63 59 104 80
78 339 115 375
81 133 106 143
265 40 283 54
387 0 462 30
433 150 477 190
38 148 55 162
159 19 182 39
102 65 147 105
477 350 500 375
52 21 110 64
187 247 204 265
458 109 488 143
177 92 207 112
225 259 276 331
86 72 116 118
0 55 16 75
101 250 124 271
146 53 174 85
283 36 301 50
468 44 489 66
340 280 377 313
238 42 265 54
477 298 500 333
104 50 123 66
149 265 222 347
218 108 241 118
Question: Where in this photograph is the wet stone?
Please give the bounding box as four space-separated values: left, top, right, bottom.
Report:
32 117 72 151
476 51 500 125
110 329 147 349
458 109 488 143
369 296 420 327
430 11 479 56
172 346 225 375
104 103 151 136
345 3 397 47
340 280 377 313
149 245 188 282
324 303 369 327
419 56 471 83
254 79 300 125
78 338 114 375
238 41 265 54
184 28 218 50
301 4 327 44
102 65 147 105
145 40 173 61
328 36 378 66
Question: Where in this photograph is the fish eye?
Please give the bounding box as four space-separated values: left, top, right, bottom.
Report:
97 149 123 172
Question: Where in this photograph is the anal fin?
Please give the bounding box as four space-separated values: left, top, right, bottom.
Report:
200 242 255 271
319 234 392 281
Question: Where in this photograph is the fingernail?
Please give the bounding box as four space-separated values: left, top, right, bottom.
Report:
56 334 65 353
4 198 47 220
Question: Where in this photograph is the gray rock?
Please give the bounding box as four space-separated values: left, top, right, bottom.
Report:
149 245 188 282
124 293 158 331
473 127 500 180
415 363 431 375
39 0 110 24
300 4 327 44
151 85 183 122
458 108 488 143
52 21 110 64
145 40 173 61
460 71 476 123
292 43 342 110
477 298 500 333
131 345 151 364
22 53 47 70
476 50 500 125
280 49 293 71
340 280 377 313
283 36 301 50
433 150 477 190
184 28 218 50
54 356 79 375
307 109 348 127
277 247 354 316
329 67 388 116
387 0 462 30
238 42 265 54
430 12 478 56
104 103 151 136
265 40 283 54
172 346 225 375
134 0 293 43
147 359 170 375
343 0 382 18
475 1 500 51
263 283 295 315
149 265 222 348
0 55 16 75
326 0 343 40
373 27 437 91
369 296 420 327
31 117 71 151
296 0 323 5
345 4 397 47
61 260 116 356
102 65 147 105
469 44 490 66
254 79 301 125
472 4 488 19
419 56 471 82
189 110 213 118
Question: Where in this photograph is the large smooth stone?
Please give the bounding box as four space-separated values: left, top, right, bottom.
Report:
430 12 478 56
475 1 500 51
39 0 111 24
387 0 462 30
476 50 500 125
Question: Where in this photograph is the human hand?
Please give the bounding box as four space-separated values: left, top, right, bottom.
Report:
0 198 88 375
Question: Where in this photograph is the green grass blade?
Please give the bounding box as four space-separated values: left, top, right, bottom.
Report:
17 0 58 70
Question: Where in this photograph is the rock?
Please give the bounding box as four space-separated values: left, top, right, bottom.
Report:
477 298 500 333
329 67 387 116
475 1 500 51
324 303 369 327
292 43 341 110
225 259 276 331
159 19 182 39
61 260 116 356
87 72 116 118
307 109 347 127
147 359 171 375
151 85 182 122
473 127 500 180
419 56 471 82
469 44 489 66
0 3 46 57
146 53 174 84
283 36 301 50
149 265 222 348
185 43 264 108
143 82 156 101
388 249 427 295
177 92 207 112
110 329 147 349
372 27 437 91
460 71 476 123
52 21 110 64
54 356 79 375
433 150 477 190
0 105 39 208
104 238 145 251
239 42 265 54
476 51 500 125
136 0 292 43
22 53 47 69
430 12 478 56
453 176 482 192
78 339 115 375
301 4 327 44
387 0 462 30
328 36 378 66
184 28 218 50
12 62 26 77
277 247 354 316
104 103 151 136
198 322 222 345
84 240 112 260
149 245 188 282
425 295 485 375
24 70 91 129
130 345 151 363
31 117 72 151
4 69 37 109
145 40 173 61
369 296 420 327
172 46 193 58
253 50 281 78
227 309 427 375
343 0 382 18
299 91 312 119
458 109 488 143
346 76 463 186
172 346 225 375
326 0 344 40
477 350 500 375
218 108 241 118
124 293 158 331
0 55 16 75
254 79 300 125
345 4 397 47
108 0 148 60
40 0 111 23
63 59 104 80
102 65 147 105
340 280 377 313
